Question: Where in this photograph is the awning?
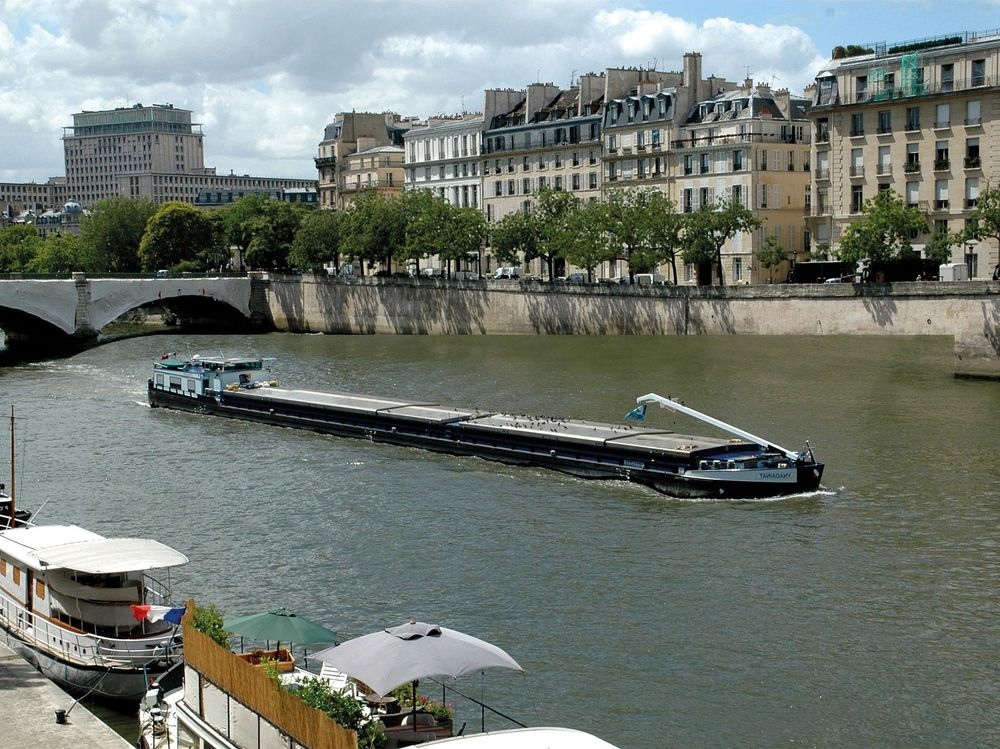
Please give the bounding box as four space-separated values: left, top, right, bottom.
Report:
34 538 189 573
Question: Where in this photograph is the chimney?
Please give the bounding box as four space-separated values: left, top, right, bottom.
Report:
683 52 703 101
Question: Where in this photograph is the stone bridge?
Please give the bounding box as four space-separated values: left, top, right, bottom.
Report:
0 274 262 361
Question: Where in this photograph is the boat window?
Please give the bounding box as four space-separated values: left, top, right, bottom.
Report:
35 579 45 600
0 558 5 576
12 566 20 585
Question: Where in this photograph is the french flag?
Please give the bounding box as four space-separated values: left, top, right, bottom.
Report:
130 604 185 625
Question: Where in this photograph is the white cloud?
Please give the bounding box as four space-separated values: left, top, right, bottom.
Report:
0 0 966 184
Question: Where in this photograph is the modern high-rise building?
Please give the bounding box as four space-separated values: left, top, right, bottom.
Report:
62 102 315 208
807 30 999 277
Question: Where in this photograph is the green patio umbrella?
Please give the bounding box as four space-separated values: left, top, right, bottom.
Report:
224 607 339 652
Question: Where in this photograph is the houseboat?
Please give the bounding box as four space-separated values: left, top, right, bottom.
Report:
148 355 824 499
0 522 188 701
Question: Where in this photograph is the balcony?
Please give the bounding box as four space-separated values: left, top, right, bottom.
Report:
965 117 983 127
850 165 865 177
933 120 951 129
850 129 865 137
934 200 950 210
876 164 893 177
877 126 892 135
903 161 921 173
965 198 978 209
964 156 981 169
815 132 830 144
933 159 951 171
814 168 830 180
314 156 336 168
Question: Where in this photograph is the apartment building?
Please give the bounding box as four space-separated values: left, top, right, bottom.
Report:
807 30 999 276
403 114 483 210
337 144 406 208
62 103 315 207
480 75 608 225
0 178 67 222
673 81 813 283
315 112 414 209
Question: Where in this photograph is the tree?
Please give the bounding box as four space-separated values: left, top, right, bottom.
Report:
218 193 273 272
438 206 487 275
532 187 581 280
964 181 1000 276
0 225 43 271
595 187 660 281
139 202 215 271
400 189 451 272
923 228 960 266
561 199 616 279
754 234 790 283
290 209 341 274
244 201 302 270
339 191 406 275
490 209 541 270
645 191 685 284
77 196 156 273
682 197 762 285
836 188 927 266
29 232 80 273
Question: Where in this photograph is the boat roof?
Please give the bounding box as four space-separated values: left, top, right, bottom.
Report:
422 727 621 748
0 524 188 573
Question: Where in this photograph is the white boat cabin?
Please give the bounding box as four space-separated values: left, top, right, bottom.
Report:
151 356 275 398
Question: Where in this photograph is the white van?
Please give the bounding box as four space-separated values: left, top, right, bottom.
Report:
634 272 667 286
492 267 521 279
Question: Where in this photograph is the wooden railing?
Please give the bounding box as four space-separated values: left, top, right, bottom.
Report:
182 603 357 749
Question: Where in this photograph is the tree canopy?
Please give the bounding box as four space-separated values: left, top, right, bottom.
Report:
77 196 157 273
682 197 761 285
138 202 215 272
836 189 927 266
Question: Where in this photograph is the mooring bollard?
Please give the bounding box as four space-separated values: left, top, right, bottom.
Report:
55 708 67 724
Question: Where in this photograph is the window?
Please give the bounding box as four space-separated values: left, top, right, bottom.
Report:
935 141 950 170
700 186 711 208
523 178 531 194
905 143 920 172
554 176 563 191
733 257 743 282
817 187 829 215
683 188 693 212
971 59 986 87
935 103 950 128
851 185 864 213
905 107 920 131
816 150 829 179
684 155 693 175
965 177 979 208
966 100 981 126
494 181 502 197
877 111 892 134
760 149 768 170
732 150 743 171
906 181 919 208
732 184 743 206
572 152 579 167
522 156 529 170
855 75 868 100
850 113 864 136
851 148 864 177
878 145 892 176
816 118 829 142
588 172 598 190
787 152 795 171
700 153 710 174
572 173 580 191
941 63 954 92
934 179 949 210
554 153 562 169
965 137 980 168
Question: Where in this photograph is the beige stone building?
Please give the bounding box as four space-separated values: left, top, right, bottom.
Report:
807 30 999 277
315 112 414 210
403 114 483 210
337 144 406 209
672 81 813 284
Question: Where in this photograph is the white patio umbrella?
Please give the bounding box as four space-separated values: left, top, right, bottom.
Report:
313 619 523 725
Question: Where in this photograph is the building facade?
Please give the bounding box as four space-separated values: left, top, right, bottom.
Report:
672 81 813 283
808 30 999 277
403 114 483 210
314 112 414 210
63 103 315 208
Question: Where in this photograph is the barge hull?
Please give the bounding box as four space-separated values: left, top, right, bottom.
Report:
148 383 824 499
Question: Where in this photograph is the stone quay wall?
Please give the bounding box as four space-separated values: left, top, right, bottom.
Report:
260 275 1000 379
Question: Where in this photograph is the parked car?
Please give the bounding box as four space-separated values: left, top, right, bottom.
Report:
556 271 587 284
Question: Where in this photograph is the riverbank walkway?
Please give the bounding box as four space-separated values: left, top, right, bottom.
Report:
0 642 132 748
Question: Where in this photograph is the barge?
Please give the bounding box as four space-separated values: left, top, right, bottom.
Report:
148 356 824 499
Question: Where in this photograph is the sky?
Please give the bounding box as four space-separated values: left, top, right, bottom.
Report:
0 0 994 184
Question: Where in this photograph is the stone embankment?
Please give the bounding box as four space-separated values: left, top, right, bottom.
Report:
259 275 1000 379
